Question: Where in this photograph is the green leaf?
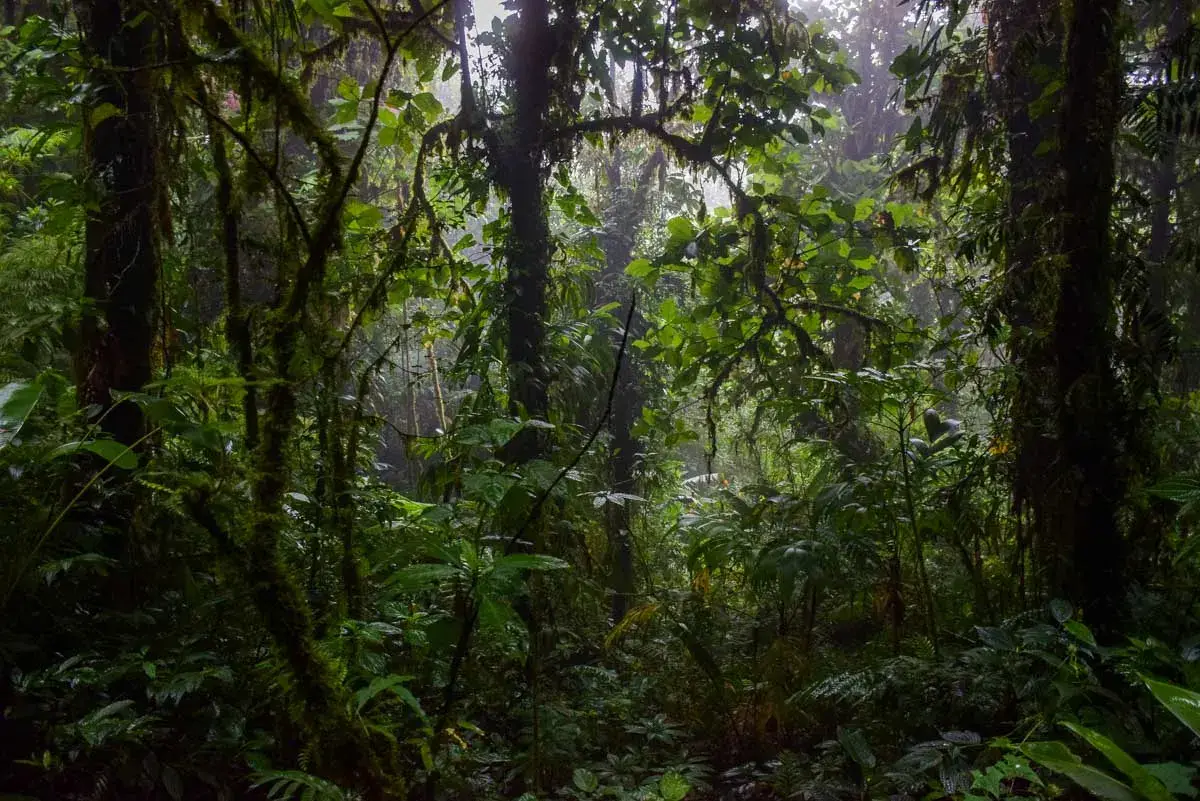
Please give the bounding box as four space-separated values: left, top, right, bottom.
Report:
354 674 413 713
84 699 134 723
1062 722 1174 801
391 684 426 720
659 297 679 322
463 471 517 507
660 771 690 801
88 102 121 127
412 92 443 117
854 198 876 222
976 626 1015 651
1021 741 1139 801
493 554 570 572
573 767 599 792
1050 599 1074 624
666 216 695 242
674 623 723 689
626 258 655 279
477 596 517 631
1064 620 1097 648
904 116 924 149
838 726 877 770
1144 677 1200 738
38 553 118 585
891 45 924 78
847 275 875 291
345 200 383 230
49 439 138 470
0 381 42 448
1143 763 1198 798
487 417 524 445
383 563 460 592
1147 478 1200 503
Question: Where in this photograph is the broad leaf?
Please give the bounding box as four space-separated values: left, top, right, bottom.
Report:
383 563 460 592
1144 677 1200 738
49 439 138 470
493 554 570 572
1062 722 1173 801
1064 620 1097 648
0 381 41 449
976 626 1015 651
1143 764 1199 798
572 768 598 793
660 771 690 801
1021 741 1139 801
353 675 415 713
1050 599 1074 624
839 726 877 770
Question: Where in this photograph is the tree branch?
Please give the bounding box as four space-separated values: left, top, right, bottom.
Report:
504 294 638 554
289 0 452 321
187 95 313 247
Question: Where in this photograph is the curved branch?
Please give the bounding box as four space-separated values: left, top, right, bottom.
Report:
188 95 313 247
333 120 451 359
186 0 343 175
289 0 453 321
503 294 639 555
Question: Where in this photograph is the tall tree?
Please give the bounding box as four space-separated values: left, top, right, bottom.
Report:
987 0 1063 603
74 0 164 445
990 0 1127 625
598 146 662 623
501 0 556 466
1051 0 1126 628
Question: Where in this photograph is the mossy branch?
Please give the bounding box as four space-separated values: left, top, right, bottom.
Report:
184 0 344 179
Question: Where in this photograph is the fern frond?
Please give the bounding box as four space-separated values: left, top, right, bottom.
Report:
250 769 359 801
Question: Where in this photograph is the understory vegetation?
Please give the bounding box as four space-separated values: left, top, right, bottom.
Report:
5 0 1200 799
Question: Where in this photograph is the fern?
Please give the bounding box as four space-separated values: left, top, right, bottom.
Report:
249 770 360 801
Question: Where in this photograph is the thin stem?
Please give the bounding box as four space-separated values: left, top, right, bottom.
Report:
1 427 161 612
897 409 938 655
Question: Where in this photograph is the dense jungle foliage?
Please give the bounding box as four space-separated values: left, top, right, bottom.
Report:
6 0 1200 799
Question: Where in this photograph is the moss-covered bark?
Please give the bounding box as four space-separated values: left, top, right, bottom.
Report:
75 0 164 445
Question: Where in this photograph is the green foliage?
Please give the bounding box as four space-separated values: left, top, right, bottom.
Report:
5 0 1200 799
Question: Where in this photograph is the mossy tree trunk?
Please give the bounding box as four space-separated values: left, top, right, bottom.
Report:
1053 0 1126 631
75 0 163 446
598 148 661 624
992 0 1128 628
989 0 1063 604
498 0 555 465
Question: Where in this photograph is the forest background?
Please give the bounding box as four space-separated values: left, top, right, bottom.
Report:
4 1 1200 800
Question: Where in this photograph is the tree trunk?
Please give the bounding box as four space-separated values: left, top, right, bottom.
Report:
1054 0 1125 631
990 0 1063 603
1146 0 1189 375
598 149 660 623
994 0 1128 629
75 0 162 445
499 0 555 465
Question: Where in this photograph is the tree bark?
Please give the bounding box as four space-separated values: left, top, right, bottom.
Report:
993 0 1128 629
598 149 660 623
75 0 163 445
499 0 555 465
989 0 1062 602
1054 0 1126 630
